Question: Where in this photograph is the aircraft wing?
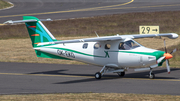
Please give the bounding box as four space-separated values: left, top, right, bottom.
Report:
131 33 178 39
38 33 178 46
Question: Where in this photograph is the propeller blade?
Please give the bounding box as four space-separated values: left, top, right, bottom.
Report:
170 48 177 54
166 59 170 74
157 56 165 63
168 59 170 66
163 39 167 53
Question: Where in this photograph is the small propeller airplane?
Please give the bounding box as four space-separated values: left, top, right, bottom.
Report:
5 16 178 79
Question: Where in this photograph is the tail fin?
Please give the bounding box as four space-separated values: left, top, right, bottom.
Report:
23 16 57 47
4 16 71 60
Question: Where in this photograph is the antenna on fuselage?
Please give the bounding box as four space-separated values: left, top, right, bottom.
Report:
95 31 99 37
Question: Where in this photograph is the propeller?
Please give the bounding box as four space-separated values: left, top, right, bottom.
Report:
163 39 167 53
157 39 176 74
163 39 176 74
170 48 177 54
166 59 170 74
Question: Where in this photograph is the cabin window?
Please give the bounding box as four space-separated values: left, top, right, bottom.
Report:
119 40 140 50
119 42 125 50
94 43 100 49
82 43 88 49
105 44 111 49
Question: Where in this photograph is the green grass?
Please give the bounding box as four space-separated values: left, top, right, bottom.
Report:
0 0 13 9
0 93 180 101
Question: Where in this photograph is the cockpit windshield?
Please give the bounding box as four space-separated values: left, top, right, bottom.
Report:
119 40 141 50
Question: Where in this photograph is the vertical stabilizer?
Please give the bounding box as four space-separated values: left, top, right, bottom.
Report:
23 16 57 47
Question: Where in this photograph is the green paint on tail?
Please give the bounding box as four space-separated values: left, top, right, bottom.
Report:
23 16 70 60
35 50 71 60
23 16 57 47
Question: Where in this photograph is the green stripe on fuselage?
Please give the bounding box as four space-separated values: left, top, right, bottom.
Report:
50 47 105 58
116 50 165 60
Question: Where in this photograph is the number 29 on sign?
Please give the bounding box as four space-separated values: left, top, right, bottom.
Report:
139 26 159 34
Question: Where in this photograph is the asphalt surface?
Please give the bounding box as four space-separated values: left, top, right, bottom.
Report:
0 0 180 23
0 0 180 95
0 62 180 95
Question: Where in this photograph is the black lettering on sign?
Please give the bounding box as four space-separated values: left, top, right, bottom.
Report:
141 27 145 34
146 27 150 34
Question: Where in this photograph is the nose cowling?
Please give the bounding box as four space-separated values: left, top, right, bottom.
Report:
153 51 165 60
164 53 173 59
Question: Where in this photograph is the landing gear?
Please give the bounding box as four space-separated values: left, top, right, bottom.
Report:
149 73 155 79
117 72 125 77
94 65 125 79
149 68 155 79
95 72 101 79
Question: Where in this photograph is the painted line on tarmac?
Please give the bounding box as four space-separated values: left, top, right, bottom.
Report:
1 2 180 19
0 24 5 25
0 0 134 18
97 4 180 11
0 72 180 82
0 2 179 20
0 72 93 78
0 3 179 19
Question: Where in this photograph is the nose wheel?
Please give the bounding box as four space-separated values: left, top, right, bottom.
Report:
149 73 155 79
95 72 101 79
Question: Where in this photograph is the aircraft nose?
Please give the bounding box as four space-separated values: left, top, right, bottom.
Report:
164 53 173 59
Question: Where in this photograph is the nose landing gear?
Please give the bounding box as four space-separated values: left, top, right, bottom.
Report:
149 68 155 79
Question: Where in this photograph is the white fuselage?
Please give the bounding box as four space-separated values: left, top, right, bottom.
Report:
34 39 161 69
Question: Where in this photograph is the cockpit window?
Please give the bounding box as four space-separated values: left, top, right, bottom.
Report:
119 40 140 50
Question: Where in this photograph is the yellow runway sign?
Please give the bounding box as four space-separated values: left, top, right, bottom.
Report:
139 26 159 34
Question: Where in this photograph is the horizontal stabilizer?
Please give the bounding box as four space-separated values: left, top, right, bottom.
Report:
3 18 52 24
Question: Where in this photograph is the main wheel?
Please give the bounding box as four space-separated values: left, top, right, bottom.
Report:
149 73 155 79
95 72 101 79
117 72 125 77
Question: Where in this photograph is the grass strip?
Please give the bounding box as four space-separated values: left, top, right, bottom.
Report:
0 0 13 9
0 93 180 101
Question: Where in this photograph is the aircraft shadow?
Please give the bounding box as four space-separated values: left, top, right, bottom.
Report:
29 69 94 77
124 68 180 79
55 77 121 84
28 68 180 84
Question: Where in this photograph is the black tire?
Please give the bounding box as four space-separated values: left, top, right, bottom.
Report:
95 72 101 79
117 72 125 77
149 73 155 79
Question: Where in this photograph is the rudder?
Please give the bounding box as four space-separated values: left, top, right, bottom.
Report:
23 16 57 47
